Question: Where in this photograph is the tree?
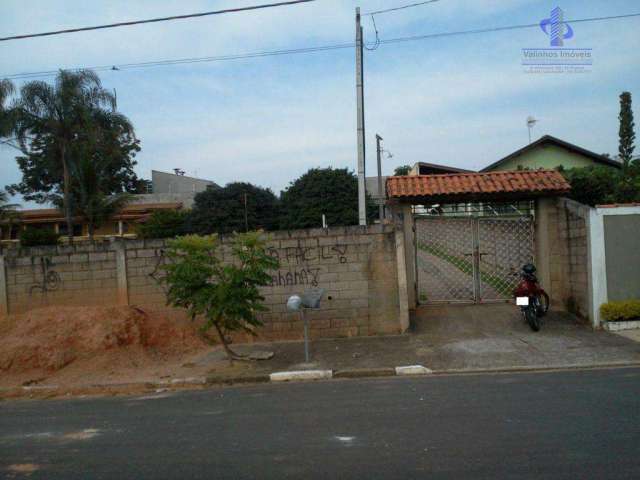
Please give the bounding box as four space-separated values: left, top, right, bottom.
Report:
9 70 139 240
562 166 640 206
66 154 132 239
619 91 636 170
0 190 19 220
190 182 280 235
394 165 412 176
138 210 191 239
0 79 15 141
160 233 279 364
279 167 376 230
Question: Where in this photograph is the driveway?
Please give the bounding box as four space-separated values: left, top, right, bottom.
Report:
409 303 640 371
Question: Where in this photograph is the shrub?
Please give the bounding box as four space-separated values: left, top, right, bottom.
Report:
19 228 60 246
137 210 190 239
600 300 640 322
160 232 279 364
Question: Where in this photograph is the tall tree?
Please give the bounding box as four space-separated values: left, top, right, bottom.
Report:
279 167 376 230
0 190 19 220
66 155 132 240
9 70 136 241
394 165 412 176
0 79 15 141
190 183 280 235
619 91 636 170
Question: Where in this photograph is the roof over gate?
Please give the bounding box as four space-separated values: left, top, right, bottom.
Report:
386 170 571 203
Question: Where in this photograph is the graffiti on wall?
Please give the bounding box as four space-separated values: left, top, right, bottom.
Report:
267 244 348 288
29 257 62 296
144 243 350 290
267 245 347 265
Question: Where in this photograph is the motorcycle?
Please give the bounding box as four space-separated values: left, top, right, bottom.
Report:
513 263 550 332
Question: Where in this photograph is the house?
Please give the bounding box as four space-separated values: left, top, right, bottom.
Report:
0 170 218 241
409 162 475 176
481 135 622 172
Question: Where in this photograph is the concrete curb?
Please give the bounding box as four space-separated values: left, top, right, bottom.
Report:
270 370 333 382
4 363 640 400
395 365 433 376
432 361 640 376
333 368 396 379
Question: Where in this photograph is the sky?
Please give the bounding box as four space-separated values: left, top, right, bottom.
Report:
1 0 639 209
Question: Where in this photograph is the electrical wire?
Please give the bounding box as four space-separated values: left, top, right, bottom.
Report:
0 0 316 42
364 15 380 51
3 12 640 80
365 0 441 16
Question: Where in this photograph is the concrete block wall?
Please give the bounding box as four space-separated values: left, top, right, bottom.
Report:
1 242 118 314
553 198 591 321
0 225 402 341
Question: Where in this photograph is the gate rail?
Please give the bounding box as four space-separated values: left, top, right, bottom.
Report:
415 214 534 304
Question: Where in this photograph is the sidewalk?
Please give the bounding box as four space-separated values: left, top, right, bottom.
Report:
3 306 640 399
200 308 640 375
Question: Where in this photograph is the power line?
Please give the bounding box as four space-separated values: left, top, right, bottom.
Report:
365 0 441 16
0 0 316 42
3 12 640 80
378 12 640 45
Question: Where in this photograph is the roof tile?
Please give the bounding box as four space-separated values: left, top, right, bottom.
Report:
386 170 571 200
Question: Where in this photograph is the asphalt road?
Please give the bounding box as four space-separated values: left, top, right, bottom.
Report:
1 368 640 479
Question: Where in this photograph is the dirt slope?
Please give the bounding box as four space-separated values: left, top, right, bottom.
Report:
0 306 207 386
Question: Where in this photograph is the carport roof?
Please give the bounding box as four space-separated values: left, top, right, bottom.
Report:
386 170 571 203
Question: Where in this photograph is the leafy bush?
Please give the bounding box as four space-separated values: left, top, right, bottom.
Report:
19 228 60 246
600 300 640 322
562 165 640 206
160 232 279 363
137 210 190 239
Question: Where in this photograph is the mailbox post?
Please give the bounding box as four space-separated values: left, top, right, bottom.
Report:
287 288 325 363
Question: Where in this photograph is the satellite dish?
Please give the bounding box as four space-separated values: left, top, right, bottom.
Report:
526 116 538 128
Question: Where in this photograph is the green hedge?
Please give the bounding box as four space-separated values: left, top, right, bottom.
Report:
600 300 640 322
19 228 61 246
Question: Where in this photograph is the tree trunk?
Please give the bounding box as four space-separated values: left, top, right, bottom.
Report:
61 143 73 243
213 323 237 365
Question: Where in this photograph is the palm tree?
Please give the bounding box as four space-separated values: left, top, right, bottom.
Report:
0 190 20 240
13 70 116 241
67 155 131 240
0 79 15 142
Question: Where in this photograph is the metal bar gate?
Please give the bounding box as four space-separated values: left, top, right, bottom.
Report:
415 215 534 304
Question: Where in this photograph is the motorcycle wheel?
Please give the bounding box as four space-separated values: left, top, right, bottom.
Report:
525 307 541 332
536 292 550 317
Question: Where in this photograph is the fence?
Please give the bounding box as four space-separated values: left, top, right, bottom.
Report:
0 225 404 341
552 199 640 327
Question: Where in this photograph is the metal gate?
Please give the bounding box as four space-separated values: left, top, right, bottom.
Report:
415 214 534 304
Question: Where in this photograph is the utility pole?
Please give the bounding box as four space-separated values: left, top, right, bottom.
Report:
376 134 384 222
355 7 367 226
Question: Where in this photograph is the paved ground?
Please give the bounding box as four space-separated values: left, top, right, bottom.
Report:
198 304 640 375
615 329 640 343
1 368 639 479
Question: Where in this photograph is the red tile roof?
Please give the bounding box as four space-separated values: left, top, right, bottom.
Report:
386 170 570 201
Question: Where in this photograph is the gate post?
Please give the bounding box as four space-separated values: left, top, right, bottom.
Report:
391 204 416 312
535 197 554 301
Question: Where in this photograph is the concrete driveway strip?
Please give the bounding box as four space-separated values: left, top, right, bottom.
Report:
1 367 639 479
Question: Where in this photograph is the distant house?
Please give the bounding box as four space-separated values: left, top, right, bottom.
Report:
0 170 218 242
481 135 622 172
409 162 475 176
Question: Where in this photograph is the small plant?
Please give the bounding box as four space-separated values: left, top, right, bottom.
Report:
600 300 640 322
19 228 60 246
160 232 279 363
138 210 190 239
